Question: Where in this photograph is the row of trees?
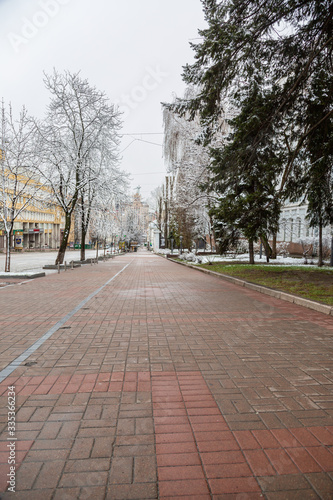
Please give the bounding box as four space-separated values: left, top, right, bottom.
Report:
163 0 333 265
158 91 216 251
1 70 128 271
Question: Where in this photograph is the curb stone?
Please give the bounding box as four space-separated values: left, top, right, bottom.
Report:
164 255 333 317
43 264 81 269
0 272 45 279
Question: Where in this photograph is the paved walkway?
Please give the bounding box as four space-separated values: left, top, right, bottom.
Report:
0 251 332 499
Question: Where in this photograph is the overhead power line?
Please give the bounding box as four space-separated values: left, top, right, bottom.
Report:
120 137 162 153
131 171 166 175
137 139 162 147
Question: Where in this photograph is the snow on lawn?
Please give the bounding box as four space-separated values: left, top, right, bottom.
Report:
156 249 328 267
199 254 322 266
202 253 304 266
157 250 327 267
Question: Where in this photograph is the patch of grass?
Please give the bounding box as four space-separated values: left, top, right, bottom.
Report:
198 263 333 306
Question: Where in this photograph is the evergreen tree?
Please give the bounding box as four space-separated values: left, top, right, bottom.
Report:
208 80 283 262
165 0 332 263
175 0 332 143
304 69 333 266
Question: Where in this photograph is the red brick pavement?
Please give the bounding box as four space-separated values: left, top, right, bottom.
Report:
0 251 332 498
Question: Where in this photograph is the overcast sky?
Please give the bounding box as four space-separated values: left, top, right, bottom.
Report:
0 0 206 199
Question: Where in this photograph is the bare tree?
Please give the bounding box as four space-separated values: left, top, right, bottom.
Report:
89 184 128 256
79 159 129 260
37 70 122 264
121 209 142 250
77 145 128 261
162 92 221 250
150 185 163 233
0 101 42 272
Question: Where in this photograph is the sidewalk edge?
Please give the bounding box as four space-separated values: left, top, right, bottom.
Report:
163 256 333 317
0 272 45 279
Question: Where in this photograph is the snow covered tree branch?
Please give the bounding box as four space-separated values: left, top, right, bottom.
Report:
36 70 123 264
0 101 42 272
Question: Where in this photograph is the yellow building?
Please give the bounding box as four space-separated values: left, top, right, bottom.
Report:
0 168 65 251
12 200 65 250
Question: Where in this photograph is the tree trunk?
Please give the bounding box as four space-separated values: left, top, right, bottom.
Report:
210 215 217 253
158 197 162 233
248 239 255 264
80 225 86 262
271 234 277 259
96 238 99 259
164 176 169 247
55 213 71 265
80 196 86 261
261 234 272 263
164 202 168 247
318 223 323 267
5 229 12 272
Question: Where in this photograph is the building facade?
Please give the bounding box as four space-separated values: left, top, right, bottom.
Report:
277 200 332 255
0 171 65 251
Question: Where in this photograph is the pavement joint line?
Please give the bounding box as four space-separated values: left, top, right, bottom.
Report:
0 260 132 383
0 279 37 290
164 255 333 316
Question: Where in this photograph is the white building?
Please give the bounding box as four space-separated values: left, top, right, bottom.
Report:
277 200 332 254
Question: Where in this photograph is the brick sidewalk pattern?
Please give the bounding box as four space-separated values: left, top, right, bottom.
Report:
0 252 332 499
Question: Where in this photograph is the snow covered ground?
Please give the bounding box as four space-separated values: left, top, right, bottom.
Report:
0 249 99 274
199 254 312 266
157 249 325 267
